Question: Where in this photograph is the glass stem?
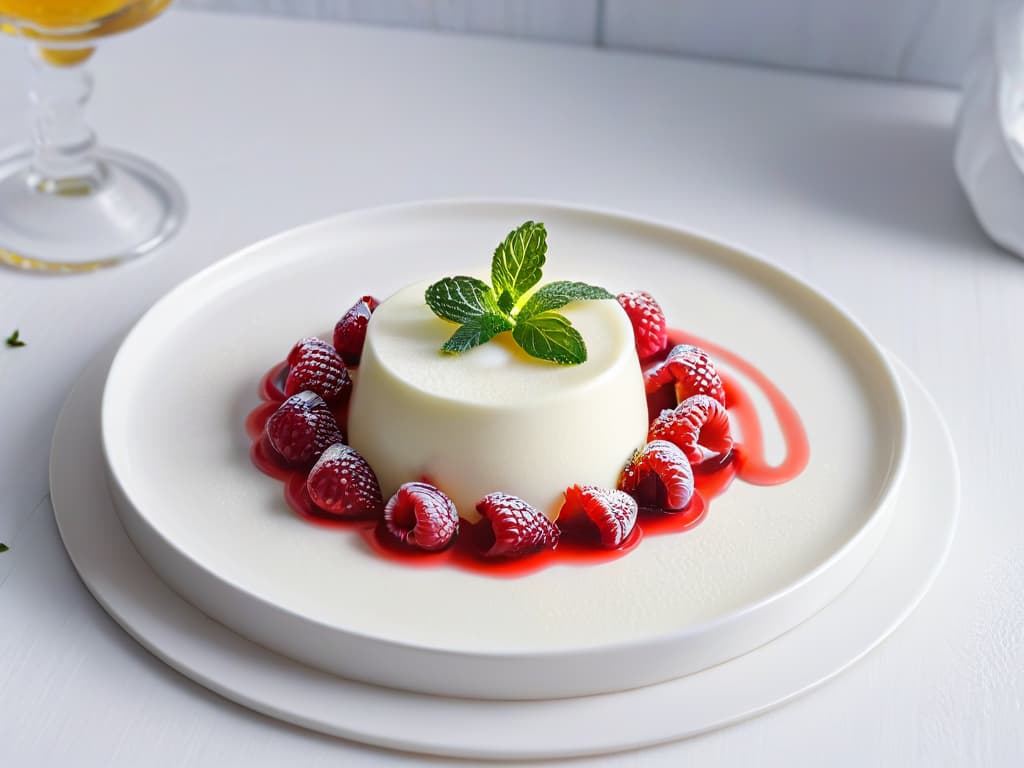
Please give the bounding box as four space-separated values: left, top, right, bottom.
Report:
27 46 105 195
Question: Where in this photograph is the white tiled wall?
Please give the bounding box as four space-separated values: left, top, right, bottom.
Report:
178 0 600 42
602 0 998 87
178 0 998 86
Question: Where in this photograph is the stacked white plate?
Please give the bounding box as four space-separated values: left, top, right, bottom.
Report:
51 201 958 759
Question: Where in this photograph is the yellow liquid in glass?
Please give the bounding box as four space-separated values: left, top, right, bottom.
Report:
0 0 170 64
0 1 135 29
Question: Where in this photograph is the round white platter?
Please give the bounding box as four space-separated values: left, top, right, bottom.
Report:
53 346 955 760
100 201 908 699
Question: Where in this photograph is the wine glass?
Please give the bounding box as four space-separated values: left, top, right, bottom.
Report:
0 0 183 272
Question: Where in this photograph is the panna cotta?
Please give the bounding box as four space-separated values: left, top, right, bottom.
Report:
248 218 808 574
347 279 650 520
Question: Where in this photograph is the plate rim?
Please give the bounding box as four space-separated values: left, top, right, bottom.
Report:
100 197 911 662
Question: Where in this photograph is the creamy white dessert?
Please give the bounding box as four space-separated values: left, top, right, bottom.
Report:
347 279 649 521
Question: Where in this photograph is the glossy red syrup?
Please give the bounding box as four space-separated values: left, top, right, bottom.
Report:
666 330 810 486
246 328 809 577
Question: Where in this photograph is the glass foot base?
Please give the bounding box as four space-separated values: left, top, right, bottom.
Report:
0 146 185 273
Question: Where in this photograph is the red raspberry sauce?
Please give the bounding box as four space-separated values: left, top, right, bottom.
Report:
246 329 809 578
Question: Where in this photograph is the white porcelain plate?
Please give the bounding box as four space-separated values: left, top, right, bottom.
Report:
101 201 908 699
54 347 954 760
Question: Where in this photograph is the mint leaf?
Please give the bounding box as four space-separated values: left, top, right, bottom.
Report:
441 314 514 354
517 280 614 320
0 543 8 553
5 329 25 348
512 312 586 365
425 276 499 323
491 221 547 307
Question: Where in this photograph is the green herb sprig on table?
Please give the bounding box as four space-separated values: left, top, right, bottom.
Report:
5 329 25 348
424 221 613 365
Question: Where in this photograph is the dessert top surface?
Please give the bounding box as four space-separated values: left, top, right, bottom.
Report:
362 278 637 406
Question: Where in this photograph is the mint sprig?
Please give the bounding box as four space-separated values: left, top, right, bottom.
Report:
5 329 25 348
424 221 614 365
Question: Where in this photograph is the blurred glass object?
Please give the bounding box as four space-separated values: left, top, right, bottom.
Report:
956 1 1024 258
0 1 183 272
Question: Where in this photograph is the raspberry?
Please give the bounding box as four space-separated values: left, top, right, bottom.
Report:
287 336 334 367
619 440 694 512
558 485 638 549
473 492 559 558
285 341 352 404
265 391 344 466
616 290 668 360
644 344 726 406
383 482 458 552
649 394 733 465
306 443 384 518
333 295 380 365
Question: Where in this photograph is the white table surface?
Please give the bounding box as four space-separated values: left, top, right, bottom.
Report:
1 8 1021 767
